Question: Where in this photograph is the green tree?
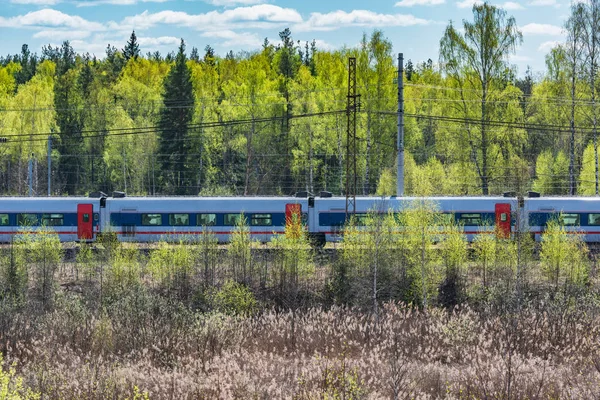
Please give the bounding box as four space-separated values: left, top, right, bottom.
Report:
123 30 140 62
533 150 569 194
158 39 194 194
53 41 84 194
439 219 467 307
540 218 588 290
397 200 440 308
228 214 252 284
440 3 523 194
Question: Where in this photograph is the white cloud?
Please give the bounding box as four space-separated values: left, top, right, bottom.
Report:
0 9 105 31
538 40 561 52
115 4 302 31
498 1 524 9
75 0 169 6
201 30 262 48
528 0 558 6
33 29 92 40
312 39 336 51
521 23 563 36
297 10 431 32
66 39 108 55
456 0 483 8
137 36 180 46
395 0 445 7
10 0 60 5
205 0 264 6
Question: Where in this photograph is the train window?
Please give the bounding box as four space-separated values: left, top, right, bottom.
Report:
169 214 189 226
589 214 600 226
459 213 482 226
42 213 64 226
251 214 272 226
197 214 217 226
560 213 580 226
0 214 8 226
17 213 37 226
224 214 242 226
141 214 162 226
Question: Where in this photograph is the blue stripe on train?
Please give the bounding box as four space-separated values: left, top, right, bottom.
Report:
110 212 288 227
318 212 497 227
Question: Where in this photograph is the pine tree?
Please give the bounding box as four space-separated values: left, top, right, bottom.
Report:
405 59 414 81
123 30 140 61
158 39 194 194
15 44 37 86
190 46 199 62
203 45 215 66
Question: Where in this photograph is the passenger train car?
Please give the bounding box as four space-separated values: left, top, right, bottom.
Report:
0 192 595 243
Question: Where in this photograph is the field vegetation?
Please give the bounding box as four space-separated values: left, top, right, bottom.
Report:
0 207 596 398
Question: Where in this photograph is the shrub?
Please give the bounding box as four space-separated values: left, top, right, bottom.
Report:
212 281 257 316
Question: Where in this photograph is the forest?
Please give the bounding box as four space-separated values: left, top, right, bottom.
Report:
0 3 597 197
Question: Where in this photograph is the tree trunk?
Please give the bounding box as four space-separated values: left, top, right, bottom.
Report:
309 127 314 194
365 112 371 195
570 64 577 195
244 119 254 196
481 81 489 195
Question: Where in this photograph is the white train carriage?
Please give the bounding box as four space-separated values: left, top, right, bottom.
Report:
0 197 99 242
103 196 308 243
311 196 515 242
525 197 600 242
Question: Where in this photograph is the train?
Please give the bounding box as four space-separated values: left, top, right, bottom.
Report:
0 191 596 244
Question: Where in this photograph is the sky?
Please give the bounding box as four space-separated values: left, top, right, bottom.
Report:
0 0 571 77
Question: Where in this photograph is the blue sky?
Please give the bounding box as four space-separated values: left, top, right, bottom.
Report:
0 0 569 76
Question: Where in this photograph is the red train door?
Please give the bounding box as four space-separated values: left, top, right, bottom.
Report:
77 203 93 240
495 203 511 238
285 203 302 238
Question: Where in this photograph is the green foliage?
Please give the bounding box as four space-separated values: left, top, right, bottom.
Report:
376 168 395 196
473 230 496 288
540 219 589 289
397 200 441 308
212 280 257 316
123 31 140 62
533 150 569 194
4 24 600 197
228 213 252 284
105 244 142 301
20 228 62 310
0 352 39 399
75 242 94 281
579 143 600 195
439 3 523 194
439 220 467 307
270 221 315 306
158 39 194 195
148 240 193 299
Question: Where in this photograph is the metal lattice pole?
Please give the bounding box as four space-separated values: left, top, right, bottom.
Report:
345 57 359 219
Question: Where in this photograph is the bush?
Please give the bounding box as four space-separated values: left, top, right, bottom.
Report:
212 281 257 316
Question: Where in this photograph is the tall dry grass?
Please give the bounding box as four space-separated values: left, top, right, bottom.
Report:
0 295 599 399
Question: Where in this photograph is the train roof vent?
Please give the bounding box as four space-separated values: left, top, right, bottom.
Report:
503 191 516 198
89 191 107 198
295 191 313 198
320 191 333 198
528 191 541 198
112 191 127 198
